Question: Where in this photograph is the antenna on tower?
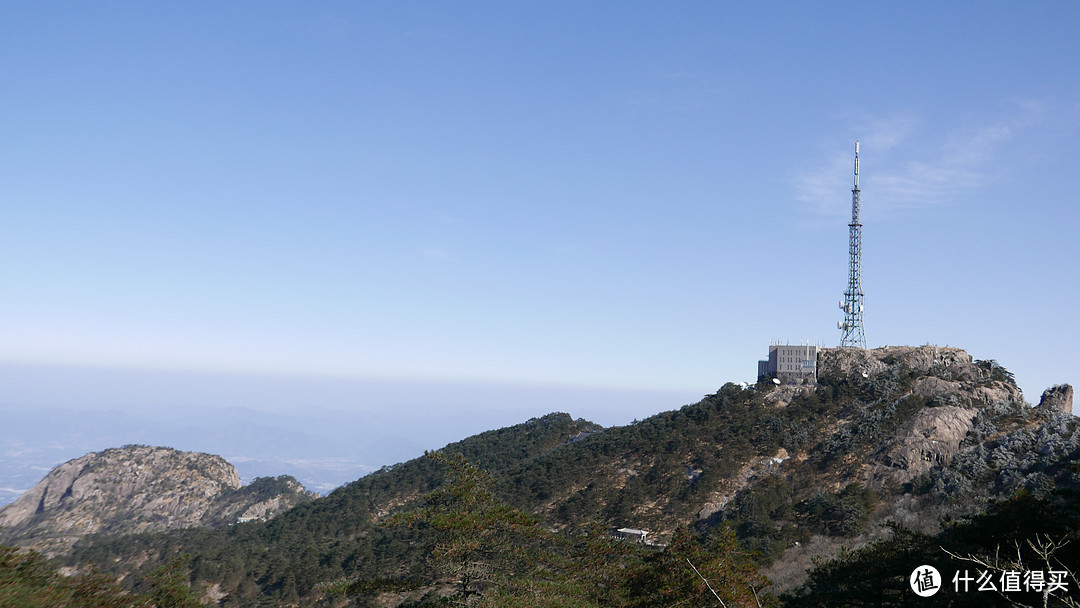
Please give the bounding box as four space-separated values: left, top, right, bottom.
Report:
839 141 866 348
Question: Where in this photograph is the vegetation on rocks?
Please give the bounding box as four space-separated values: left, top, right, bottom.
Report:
326 451 770 607
0 544 206 608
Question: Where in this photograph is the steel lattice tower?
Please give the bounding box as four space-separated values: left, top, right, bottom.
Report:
839 141 865 348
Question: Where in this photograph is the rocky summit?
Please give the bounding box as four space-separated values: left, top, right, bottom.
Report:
0 445 315 556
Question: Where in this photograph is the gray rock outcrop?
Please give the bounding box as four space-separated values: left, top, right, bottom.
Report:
817 346 1034 488
818 345 979 383
911 376 963 399
0 446 314 556
878 406 978 484
1037 384 1074 416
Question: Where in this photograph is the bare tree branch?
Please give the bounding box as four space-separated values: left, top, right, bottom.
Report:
687 557 727 608
942 536 1078 608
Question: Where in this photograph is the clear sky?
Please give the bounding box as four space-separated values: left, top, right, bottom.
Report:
2 3 1078 423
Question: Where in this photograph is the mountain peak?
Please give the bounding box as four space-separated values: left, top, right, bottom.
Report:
0 445 314 556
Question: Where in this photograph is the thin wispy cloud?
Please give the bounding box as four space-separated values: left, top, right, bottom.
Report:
796 106 1039 221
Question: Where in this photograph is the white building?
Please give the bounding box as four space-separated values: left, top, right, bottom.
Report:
614 528 649 543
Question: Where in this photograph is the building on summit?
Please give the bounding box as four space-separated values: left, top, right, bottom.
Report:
757 344 818 383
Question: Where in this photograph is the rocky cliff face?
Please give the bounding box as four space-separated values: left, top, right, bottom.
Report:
0 446 315 556
877 405 978 484
820 345 988 385
1038 384 1074 416
814 346 1043 486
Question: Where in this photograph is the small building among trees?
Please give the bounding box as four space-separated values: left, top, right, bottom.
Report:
614 528 649 543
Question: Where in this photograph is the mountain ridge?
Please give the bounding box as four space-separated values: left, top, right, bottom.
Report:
21 345 1077 606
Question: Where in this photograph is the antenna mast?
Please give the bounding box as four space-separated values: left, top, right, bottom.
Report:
838 141 866 348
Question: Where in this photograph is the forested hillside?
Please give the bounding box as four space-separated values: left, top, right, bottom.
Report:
67 413 602 605
58 346 1078 607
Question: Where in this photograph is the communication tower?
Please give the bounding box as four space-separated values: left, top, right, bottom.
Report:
838 141 865 348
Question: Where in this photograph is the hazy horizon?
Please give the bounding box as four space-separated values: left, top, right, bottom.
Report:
0 361 702 506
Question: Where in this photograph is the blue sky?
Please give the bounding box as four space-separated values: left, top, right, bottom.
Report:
1 2 1078 425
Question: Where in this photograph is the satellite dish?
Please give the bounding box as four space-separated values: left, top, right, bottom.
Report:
862 372 869 378
772 378 781 385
